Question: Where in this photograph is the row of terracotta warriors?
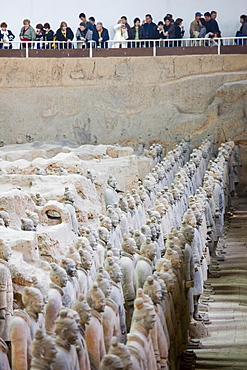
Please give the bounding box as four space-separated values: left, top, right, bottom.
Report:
0 138 238 370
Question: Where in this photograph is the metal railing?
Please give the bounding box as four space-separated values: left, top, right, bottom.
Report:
0 36 246 57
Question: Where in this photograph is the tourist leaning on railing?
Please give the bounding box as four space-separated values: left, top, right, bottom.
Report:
174 18 185 46
42 23 54 49
95 22 109 49
211 11 221 38
127 17 146 48
76 22 93 49
19 19 36 49
35 24 43 50
55 21 74 49
0 22 15 49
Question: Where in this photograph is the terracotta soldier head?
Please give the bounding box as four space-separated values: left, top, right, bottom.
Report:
54 308 79 345
121 234 137 255
100 354 123 370
105 257 122 284
94 268 112 298
0 239 12 261
50 263 68 288
132 296 156 332
31 276 48 304
140 238 156 262
118 195 128 213
183 209 197 228
60 258 77 278
71 295 91 326
31 329 57 368
134 230 146 251
74 237 93 254
86 282 106 313
65 246 80 266
79 249 93 271
107 175 118 190
98 226 110 244
180 221 195 244
100 216 112 231
22 286 45 314
109 336 132 370
143 276 162 304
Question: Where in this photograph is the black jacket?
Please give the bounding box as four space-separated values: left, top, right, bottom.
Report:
205 19 220 35
42 29 54 42
55 27 74 49
95 27 109 48
143 22 157 39
164 23 175 39
86 21 98 42
128 26 146 40
174 24 185 39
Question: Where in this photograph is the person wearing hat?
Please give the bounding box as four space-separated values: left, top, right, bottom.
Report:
189 12 202 38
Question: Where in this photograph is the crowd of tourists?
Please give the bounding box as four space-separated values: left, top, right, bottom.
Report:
0 11 247 49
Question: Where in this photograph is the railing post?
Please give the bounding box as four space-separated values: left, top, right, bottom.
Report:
89 41 93 58
217 40 221 55
153 42 156 57
25 42 29 58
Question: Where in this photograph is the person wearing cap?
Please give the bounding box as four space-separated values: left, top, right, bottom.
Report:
189 12 202 38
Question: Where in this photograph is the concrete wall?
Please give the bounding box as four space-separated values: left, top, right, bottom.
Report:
1 0 246 42
0 54 247 194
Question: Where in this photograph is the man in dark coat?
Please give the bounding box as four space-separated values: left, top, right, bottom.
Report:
79 13 98 41
211 11 221 37
95 22 109 48
143 14 157 39
204 12 220 36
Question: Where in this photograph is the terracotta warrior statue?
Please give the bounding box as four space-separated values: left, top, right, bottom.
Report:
30 329 57 370
105 256 126 343
104 174 118 208
52 308 80 370
71 295 91 370
95 268 121 353
120 234 137 332
60 258 79 307
127 296 156 370
64 187 78 235
77 249 93 296
97 227 110 267
45 263 68 336
143 276 169 369
10 286 45 370
35 193 46 207
0 239 13 343
86 282 106 370
135 238 156 289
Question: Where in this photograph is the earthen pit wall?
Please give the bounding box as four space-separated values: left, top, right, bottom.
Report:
0 54 246 194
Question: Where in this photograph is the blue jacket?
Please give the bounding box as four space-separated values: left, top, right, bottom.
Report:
143 22 157 39
86 21 98 42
